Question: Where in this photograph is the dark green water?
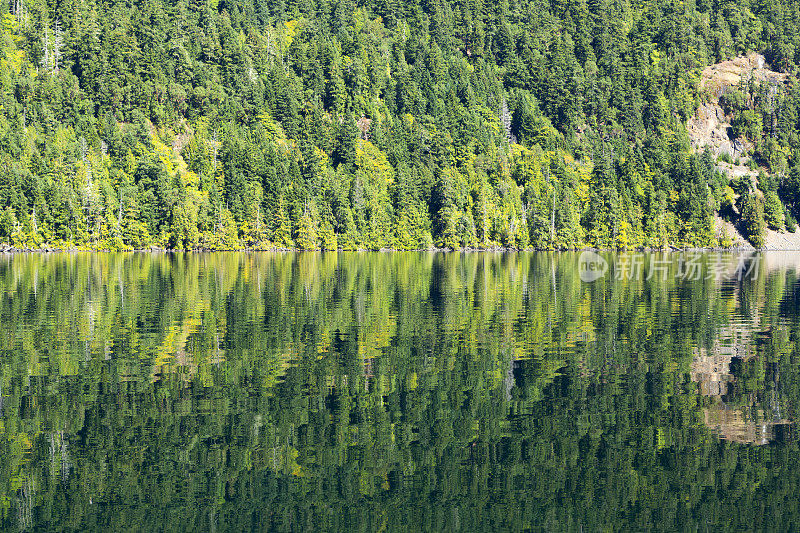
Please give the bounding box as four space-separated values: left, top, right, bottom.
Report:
0 251 799 532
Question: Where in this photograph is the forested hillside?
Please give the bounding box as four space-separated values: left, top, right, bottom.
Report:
3 0 800 250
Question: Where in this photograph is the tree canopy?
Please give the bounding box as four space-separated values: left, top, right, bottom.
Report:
2 0 800 248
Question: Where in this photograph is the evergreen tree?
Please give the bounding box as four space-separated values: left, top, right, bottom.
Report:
739 190 766 248
0 0 797 250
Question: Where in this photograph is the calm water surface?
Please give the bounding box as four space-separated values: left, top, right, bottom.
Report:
1 251 799 531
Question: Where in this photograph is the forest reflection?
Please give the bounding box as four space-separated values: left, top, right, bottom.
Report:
0 251 799 531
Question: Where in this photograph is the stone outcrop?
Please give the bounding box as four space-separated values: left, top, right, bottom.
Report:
687 53 787 160
687 53 798 248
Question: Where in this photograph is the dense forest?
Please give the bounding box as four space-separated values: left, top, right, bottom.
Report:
4 0 800 249
0 252 797 530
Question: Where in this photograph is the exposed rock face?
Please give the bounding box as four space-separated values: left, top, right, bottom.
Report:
763 230 800 250
687 53 787 160
687 53 798 247
699 53 787 96
688 102 737 159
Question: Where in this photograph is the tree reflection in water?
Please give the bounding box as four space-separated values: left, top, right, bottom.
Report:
0 251 797 531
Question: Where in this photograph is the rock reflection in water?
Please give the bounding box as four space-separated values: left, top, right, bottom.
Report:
691 318 792 445
702 405 791 446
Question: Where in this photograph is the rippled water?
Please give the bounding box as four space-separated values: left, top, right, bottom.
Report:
1 251 799 531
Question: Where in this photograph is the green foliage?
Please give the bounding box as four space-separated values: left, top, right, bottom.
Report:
732 109 763 141
780 164 800 213
0 207 15 242
0 0 798 249
719 89 746 114
764 191 785 230
786 208 798 232
739 191 766 248
296 201 320 250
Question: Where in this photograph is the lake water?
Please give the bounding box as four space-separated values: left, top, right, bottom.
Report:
0 251 798 531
